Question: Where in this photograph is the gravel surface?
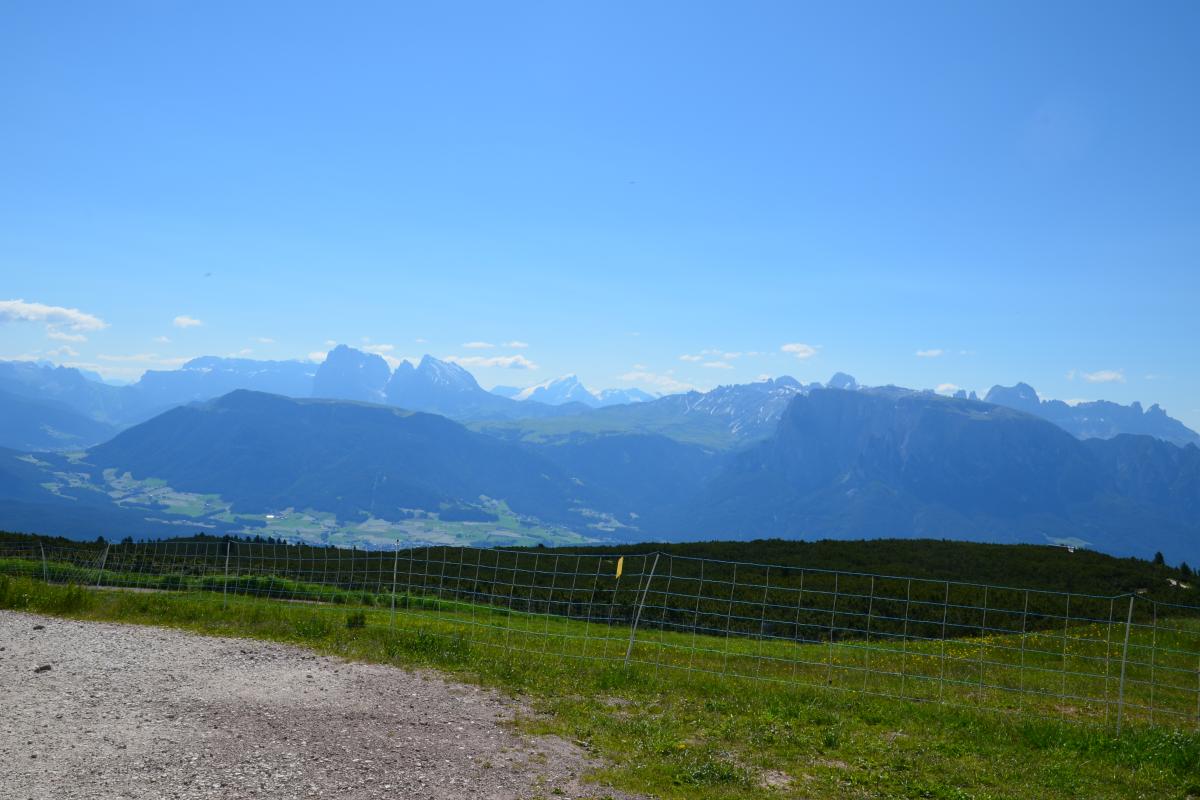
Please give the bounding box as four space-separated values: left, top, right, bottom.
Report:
0 611 639 800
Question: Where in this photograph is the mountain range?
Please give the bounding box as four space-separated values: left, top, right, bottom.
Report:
492 375 655 407
1 384 1197 561
2 347 1198 561
984 382 1200 447
3 346 1195 452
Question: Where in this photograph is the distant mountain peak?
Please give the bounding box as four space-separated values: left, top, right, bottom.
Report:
515 374 595 405
495 375 654 408
416 355 481 390
985 382 1199 447
312 345 390 404
827 372 859 391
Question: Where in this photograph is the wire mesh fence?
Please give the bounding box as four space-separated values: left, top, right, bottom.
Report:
3 539 1198 733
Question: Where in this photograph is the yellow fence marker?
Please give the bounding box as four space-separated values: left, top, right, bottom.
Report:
615 556 624 579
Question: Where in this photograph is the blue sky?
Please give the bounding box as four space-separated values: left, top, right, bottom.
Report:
2 2 1198 426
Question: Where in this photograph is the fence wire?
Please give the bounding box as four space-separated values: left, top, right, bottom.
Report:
3 539 1198 733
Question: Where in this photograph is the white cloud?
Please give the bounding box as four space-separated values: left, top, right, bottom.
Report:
308 351 328 363
47 330 88 343
255 337 275 344
632 363 648 371
702 361 733 369
173 315 203 328
503 340 529 349
362 343 395 355
154 335 171 344
414 337 428 344
781 343 819 359
618 370 696 394
227 348 253 357
0 299 107 333
1080 369 1125 384
756 374 772 381
47 345 79 357
916 349 944 358
324 339 337 347
445 354 538 370
682 349 747 362
935 383 961 395
461 341 495 350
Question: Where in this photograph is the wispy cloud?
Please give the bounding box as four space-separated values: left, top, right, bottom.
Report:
702 361 733 369
173 315 203 329
618 369 695 394
97 353 191 368
154 335 171 344
255 337 275 344
308 351 328 363
47 330 88 343
1081 369 1125 384
227 348 253 357
935 383 961 395
47 345 79 357
362 343 395 355
916 349 944 358
0 299 107 341
445 354 538 370
781 343 819 359
461 341 495 350
503 340 529 349
681 348 753 363
98 353 158 362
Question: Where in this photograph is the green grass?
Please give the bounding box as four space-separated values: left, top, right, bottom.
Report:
1 572 1198 799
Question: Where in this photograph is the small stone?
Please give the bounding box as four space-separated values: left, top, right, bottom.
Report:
34 664 52 673
32 625 45 631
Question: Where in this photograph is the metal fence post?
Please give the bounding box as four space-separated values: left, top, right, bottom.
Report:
39 543 49 584
1116 594 1135 734
95 543 110 588
222 539 232 608
390 540 400 630
624 552 660 666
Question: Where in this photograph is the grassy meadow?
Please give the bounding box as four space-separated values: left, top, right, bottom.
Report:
2 545 1199 799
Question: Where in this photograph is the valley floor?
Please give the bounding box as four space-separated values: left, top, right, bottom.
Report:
0 611 635 800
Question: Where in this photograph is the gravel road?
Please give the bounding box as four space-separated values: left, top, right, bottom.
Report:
0 611 639 800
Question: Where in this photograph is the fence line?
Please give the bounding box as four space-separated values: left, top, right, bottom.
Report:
2 539 1198 733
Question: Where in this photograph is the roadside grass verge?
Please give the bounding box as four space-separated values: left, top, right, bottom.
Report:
2 574 1198 800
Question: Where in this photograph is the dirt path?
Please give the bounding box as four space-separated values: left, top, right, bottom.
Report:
0 611 638 800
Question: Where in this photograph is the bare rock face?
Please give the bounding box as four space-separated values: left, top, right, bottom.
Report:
313 345 391 404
